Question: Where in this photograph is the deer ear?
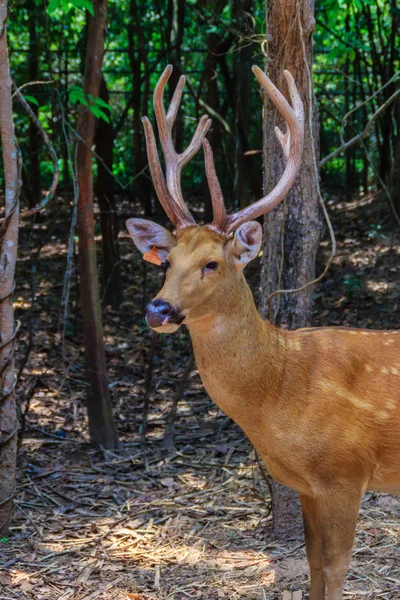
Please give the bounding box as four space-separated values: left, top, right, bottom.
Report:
232 221 262 269
126 218 176 263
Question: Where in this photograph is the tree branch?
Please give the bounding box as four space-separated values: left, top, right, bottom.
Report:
320 86 400 168
0 81 60 222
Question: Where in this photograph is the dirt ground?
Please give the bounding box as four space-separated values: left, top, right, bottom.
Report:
0 191 399 599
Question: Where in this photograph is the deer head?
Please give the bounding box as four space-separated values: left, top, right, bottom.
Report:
126 65 304 333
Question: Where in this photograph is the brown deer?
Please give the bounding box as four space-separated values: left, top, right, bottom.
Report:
126 65 400 600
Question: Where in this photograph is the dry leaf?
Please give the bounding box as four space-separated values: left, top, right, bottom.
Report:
143 246 162 266
0 574 12 585
20 580 34 592
13 571 30 583
160 477 174 487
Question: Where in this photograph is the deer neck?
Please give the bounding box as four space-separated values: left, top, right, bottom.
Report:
186 276 285 430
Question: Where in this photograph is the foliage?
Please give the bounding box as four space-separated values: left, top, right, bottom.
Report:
5 0 400 205
46 0 94 16
68 85 112 122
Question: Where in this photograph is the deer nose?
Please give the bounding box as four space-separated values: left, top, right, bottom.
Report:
146 299 183 329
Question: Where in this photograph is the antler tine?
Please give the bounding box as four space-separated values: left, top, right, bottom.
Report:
152 64 211 218
181 115 211 165
202 139 226 232
166 73 186 126
142 116 195 228
222 65 304 235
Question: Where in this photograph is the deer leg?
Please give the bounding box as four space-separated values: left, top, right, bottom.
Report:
317 488 363 600
300 494 325 600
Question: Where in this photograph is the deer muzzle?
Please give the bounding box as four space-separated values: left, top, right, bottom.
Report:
146 298 184 332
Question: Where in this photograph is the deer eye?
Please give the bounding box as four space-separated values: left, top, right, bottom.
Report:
204 261 218 271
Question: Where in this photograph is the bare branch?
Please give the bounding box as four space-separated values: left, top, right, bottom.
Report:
2 81 60 222
320 86 400 168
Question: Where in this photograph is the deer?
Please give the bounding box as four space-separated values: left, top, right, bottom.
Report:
126 64 400 600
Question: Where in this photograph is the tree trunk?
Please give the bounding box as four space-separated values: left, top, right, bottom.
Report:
259 0 322 538
94 76 122 308
0 0 20 535
203 22 225 221
128 0 152 217
391 103 400 216
76 0 119 449
201 0 233 220
167 0 185 153
25 0 41 208
232 0 258 210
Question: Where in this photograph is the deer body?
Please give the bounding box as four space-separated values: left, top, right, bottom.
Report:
189 267 400 499
126 65 400 599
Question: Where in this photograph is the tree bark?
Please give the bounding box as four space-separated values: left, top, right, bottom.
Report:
167 0 185 153
391 105 400 216
259 0 322 538
94 76 122 308
76 0 119 449
128 0 152 217
24 0 41 208
0 0 20 535
232 0 259 210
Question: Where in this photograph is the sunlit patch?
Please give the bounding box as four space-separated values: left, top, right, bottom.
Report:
319 380 376 413
366 280 395 294
278 335 286 349
288 339 302 351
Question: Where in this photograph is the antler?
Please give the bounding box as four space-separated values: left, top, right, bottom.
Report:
142 65 212 229
203 66 304 235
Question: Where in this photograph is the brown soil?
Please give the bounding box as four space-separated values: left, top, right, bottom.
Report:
0 192 399 599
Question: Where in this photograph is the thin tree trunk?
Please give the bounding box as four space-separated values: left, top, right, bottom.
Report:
0 0 20 535
391 104 400 216
25 0 41 208
259 0 322 538
94 76 122 308
202 0 232 221
168 0 185 153
232 0 257 210
76 0 119 449
344 9 357 198
203 30 224 221
128 0 152 217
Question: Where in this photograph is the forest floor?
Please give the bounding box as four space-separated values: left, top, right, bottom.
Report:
0 191 400 600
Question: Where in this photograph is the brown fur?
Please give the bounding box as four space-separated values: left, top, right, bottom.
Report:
145 226 400 600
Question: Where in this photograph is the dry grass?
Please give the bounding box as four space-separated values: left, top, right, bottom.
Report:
1 389 400 599
0 193 399 599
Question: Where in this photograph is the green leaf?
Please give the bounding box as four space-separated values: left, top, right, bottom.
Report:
24 95 39 106
68 86 88 106
70 0 95 15
94 97 113 111
47 0 62 14
90 105 110 123
47 0 94 15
